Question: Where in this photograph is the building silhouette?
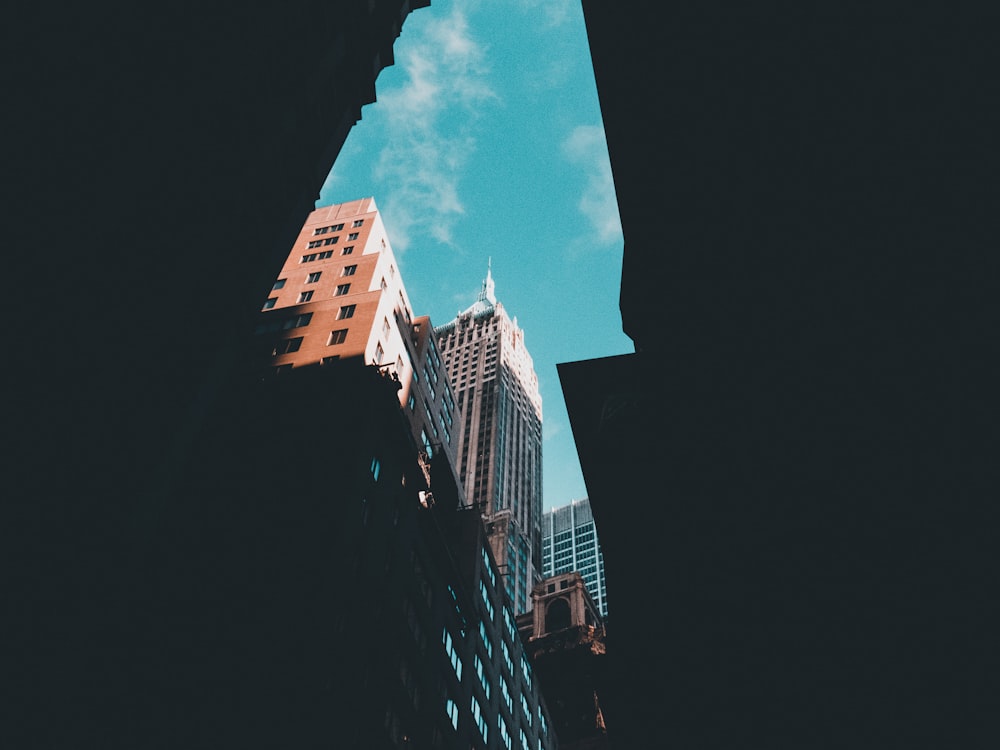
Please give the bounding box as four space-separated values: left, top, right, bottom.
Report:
435 266 544 615
541 499 608 619
10 3 999 747
147 196 561 748
555 4 1000 748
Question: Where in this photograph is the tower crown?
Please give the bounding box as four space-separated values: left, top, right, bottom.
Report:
478 258 497 306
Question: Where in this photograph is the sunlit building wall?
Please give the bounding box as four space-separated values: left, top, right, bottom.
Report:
256 196 459 471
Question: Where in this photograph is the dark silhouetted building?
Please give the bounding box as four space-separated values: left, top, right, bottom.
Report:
8 3 440 747
558 4 1000 749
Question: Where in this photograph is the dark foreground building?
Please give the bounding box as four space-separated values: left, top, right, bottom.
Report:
6 2 436 747
7 3 999 748
146 357 557 748
559 4 1000 749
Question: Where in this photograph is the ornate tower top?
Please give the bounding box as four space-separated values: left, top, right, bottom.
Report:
477 257 496 306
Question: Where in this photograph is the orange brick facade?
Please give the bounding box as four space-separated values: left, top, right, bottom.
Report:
258 197 460 476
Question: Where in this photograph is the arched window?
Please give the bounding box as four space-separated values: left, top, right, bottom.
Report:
545 597 571 632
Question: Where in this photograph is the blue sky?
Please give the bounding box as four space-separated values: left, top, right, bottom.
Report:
318 0 632 511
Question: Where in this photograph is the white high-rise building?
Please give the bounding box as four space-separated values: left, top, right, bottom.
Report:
435 265 543 614
541 498 609 618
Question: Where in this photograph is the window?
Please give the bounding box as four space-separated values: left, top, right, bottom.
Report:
313 223 343 235
272 337 302 355
474 654 491 699
321 355 340 364
318 249 333 259
306 271 321 283
501 640 513 676
442 628 463 681
375 342 384 364
337 304 356 320
382 317 391 336
480 580 495 622
380 277 388 291
471 696 488 744
328 329 348 345
320 222 343 233
306 241 322 249
323 236 338 245
371 457 381 481
282 312 312 329
334 284 351 297
353 219 364 227
297 291 313 303
504 606 516 642
272 279 286 290
499 716 512 750
479 620 493 660
342 245 353 255
483 547 496 587
445 698 459 730
348 232 359 240
342 265 357 277
500 676 513 713
262 298 277 310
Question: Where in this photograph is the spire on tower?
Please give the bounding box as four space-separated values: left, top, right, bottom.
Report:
477 258 497 306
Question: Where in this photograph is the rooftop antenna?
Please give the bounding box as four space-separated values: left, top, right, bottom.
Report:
481 256 496 304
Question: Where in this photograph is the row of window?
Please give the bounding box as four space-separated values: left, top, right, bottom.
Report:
301 248 340 261
259 303 355 331
309 228 361 244
271 265 356 290
269 327 350 356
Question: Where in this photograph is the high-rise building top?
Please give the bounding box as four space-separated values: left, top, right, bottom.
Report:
542 498 608 618
436 266 543 614
256 196 460 473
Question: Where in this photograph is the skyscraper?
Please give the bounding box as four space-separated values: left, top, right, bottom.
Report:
541 498 608 619
232 197 560 748
256 196 459 474
436 266 544 614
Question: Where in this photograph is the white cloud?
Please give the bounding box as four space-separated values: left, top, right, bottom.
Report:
561 124 622 245
516 0 574 28
369 8 498 252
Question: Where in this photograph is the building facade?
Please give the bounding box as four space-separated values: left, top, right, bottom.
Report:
436 267 544 614
516 572 609 750
219 198 559 748
256 196 460 473
432 506 560 750
541 499 608 619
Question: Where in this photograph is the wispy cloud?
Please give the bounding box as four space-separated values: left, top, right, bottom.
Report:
368 8 497 252
561 124 622 245
516 0 574 28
